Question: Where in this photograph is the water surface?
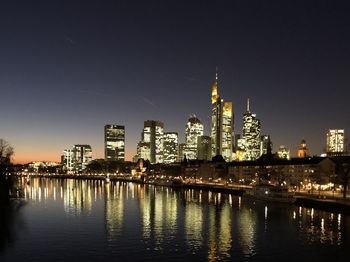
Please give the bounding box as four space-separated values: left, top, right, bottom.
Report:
1 178 349 261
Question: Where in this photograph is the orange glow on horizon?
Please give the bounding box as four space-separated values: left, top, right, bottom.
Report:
12 150 134 164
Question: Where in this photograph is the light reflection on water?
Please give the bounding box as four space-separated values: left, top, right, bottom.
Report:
4 177 350 261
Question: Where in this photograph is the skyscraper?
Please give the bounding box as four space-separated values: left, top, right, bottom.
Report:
326 129 345 156
104 124 125 161
197 135 211 161
137 142 151 161
277 145 290 160
185 115 204 159
210 71 233 161
62 149 74 173
140 120 164 163
242 99 261 160
260 135 272 156
72 144 92 173
163 132 179 163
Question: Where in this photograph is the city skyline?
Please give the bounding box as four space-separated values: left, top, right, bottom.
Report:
1 1 350 163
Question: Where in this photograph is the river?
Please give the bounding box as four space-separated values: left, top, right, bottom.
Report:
0 178 349 261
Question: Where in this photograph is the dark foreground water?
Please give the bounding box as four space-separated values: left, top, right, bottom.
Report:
1 178 349 262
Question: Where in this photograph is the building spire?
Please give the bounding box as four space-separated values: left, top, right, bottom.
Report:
247 98 250 112
211 67 218 104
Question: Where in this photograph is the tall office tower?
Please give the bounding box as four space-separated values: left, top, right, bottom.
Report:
260 135 272 155
141 120 164 163
73 145 92 173
197 135 212 161
277 145 290 160
163 132 179 163
104 124 125 161
185 115 204 159
137 142 151 161
210 71 233 161
297 139 308 158
242 99 261 160
178 143 187 162
62 149 74 173
326 129 345 156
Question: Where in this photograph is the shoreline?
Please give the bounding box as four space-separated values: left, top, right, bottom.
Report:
20 174 350 214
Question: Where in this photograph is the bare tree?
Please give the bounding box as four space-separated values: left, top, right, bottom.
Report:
0 139 14 165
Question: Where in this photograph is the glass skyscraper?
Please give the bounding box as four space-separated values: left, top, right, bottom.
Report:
163 132 179 163
242 99 261 160
140 120 164 163
185 115 204 160
326 129 345 155
104 124 125 161
210 71 233 161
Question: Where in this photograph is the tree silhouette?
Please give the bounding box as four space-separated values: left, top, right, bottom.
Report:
0 139 15 205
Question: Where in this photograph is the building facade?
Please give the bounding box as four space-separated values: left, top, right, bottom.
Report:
73 144 93 173
260 135 272 155
62 145 92 173
140 120 164 163
210 71 233 161
297 139 308 158
327 129 345 156
242 99 261 160
277 145 290 160
197 135 212 161
185 115 204 159
104 124 125 161
137 142 151 162
163 132 179 163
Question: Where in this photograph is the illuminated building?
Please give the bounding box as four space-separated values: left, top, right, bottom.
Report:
326 129 345 156
62 149 74 173
210 71 233 161
140 120 164 163
163 132 179 163
260 135 272 156
62 146 92 173
178 143 187 162
277 145 290 160
185 115 204 159
297 139 308 158
242 99 261 160
197 135 211 161
104 124 125 161
137 142 151 161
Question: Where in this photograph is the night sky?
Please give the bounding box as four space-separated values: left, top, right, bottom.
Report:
1 0 350 163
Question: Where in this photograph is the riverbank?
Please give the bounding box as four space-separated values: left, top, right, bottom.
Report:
295 196 350 214
18 174 350 214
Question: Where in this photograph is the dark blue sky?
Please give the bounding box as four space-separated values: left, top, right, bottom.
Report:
0 0 349 162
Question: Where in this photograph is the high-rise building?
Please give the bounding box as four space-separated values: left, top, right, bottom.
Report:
185 115 204 159
277 145 290 160
61 145 92 173
137 142 151 161
62 149 74 173
178 143 187 162
242 99 261 160
73 144 92 173
140 120 164 163
326 129 345 155
297 139 308 158
197 135 211 161
210 71 233 161
260 135 272 155
163 132 179 163
104 124 125 161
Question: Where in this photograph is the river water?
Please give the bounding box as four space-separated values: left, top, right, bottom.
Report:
0 178 349 261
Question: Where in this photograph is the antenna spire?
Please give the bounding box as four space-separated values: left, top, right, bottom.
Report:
247 98 250 112
215 66 218 81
